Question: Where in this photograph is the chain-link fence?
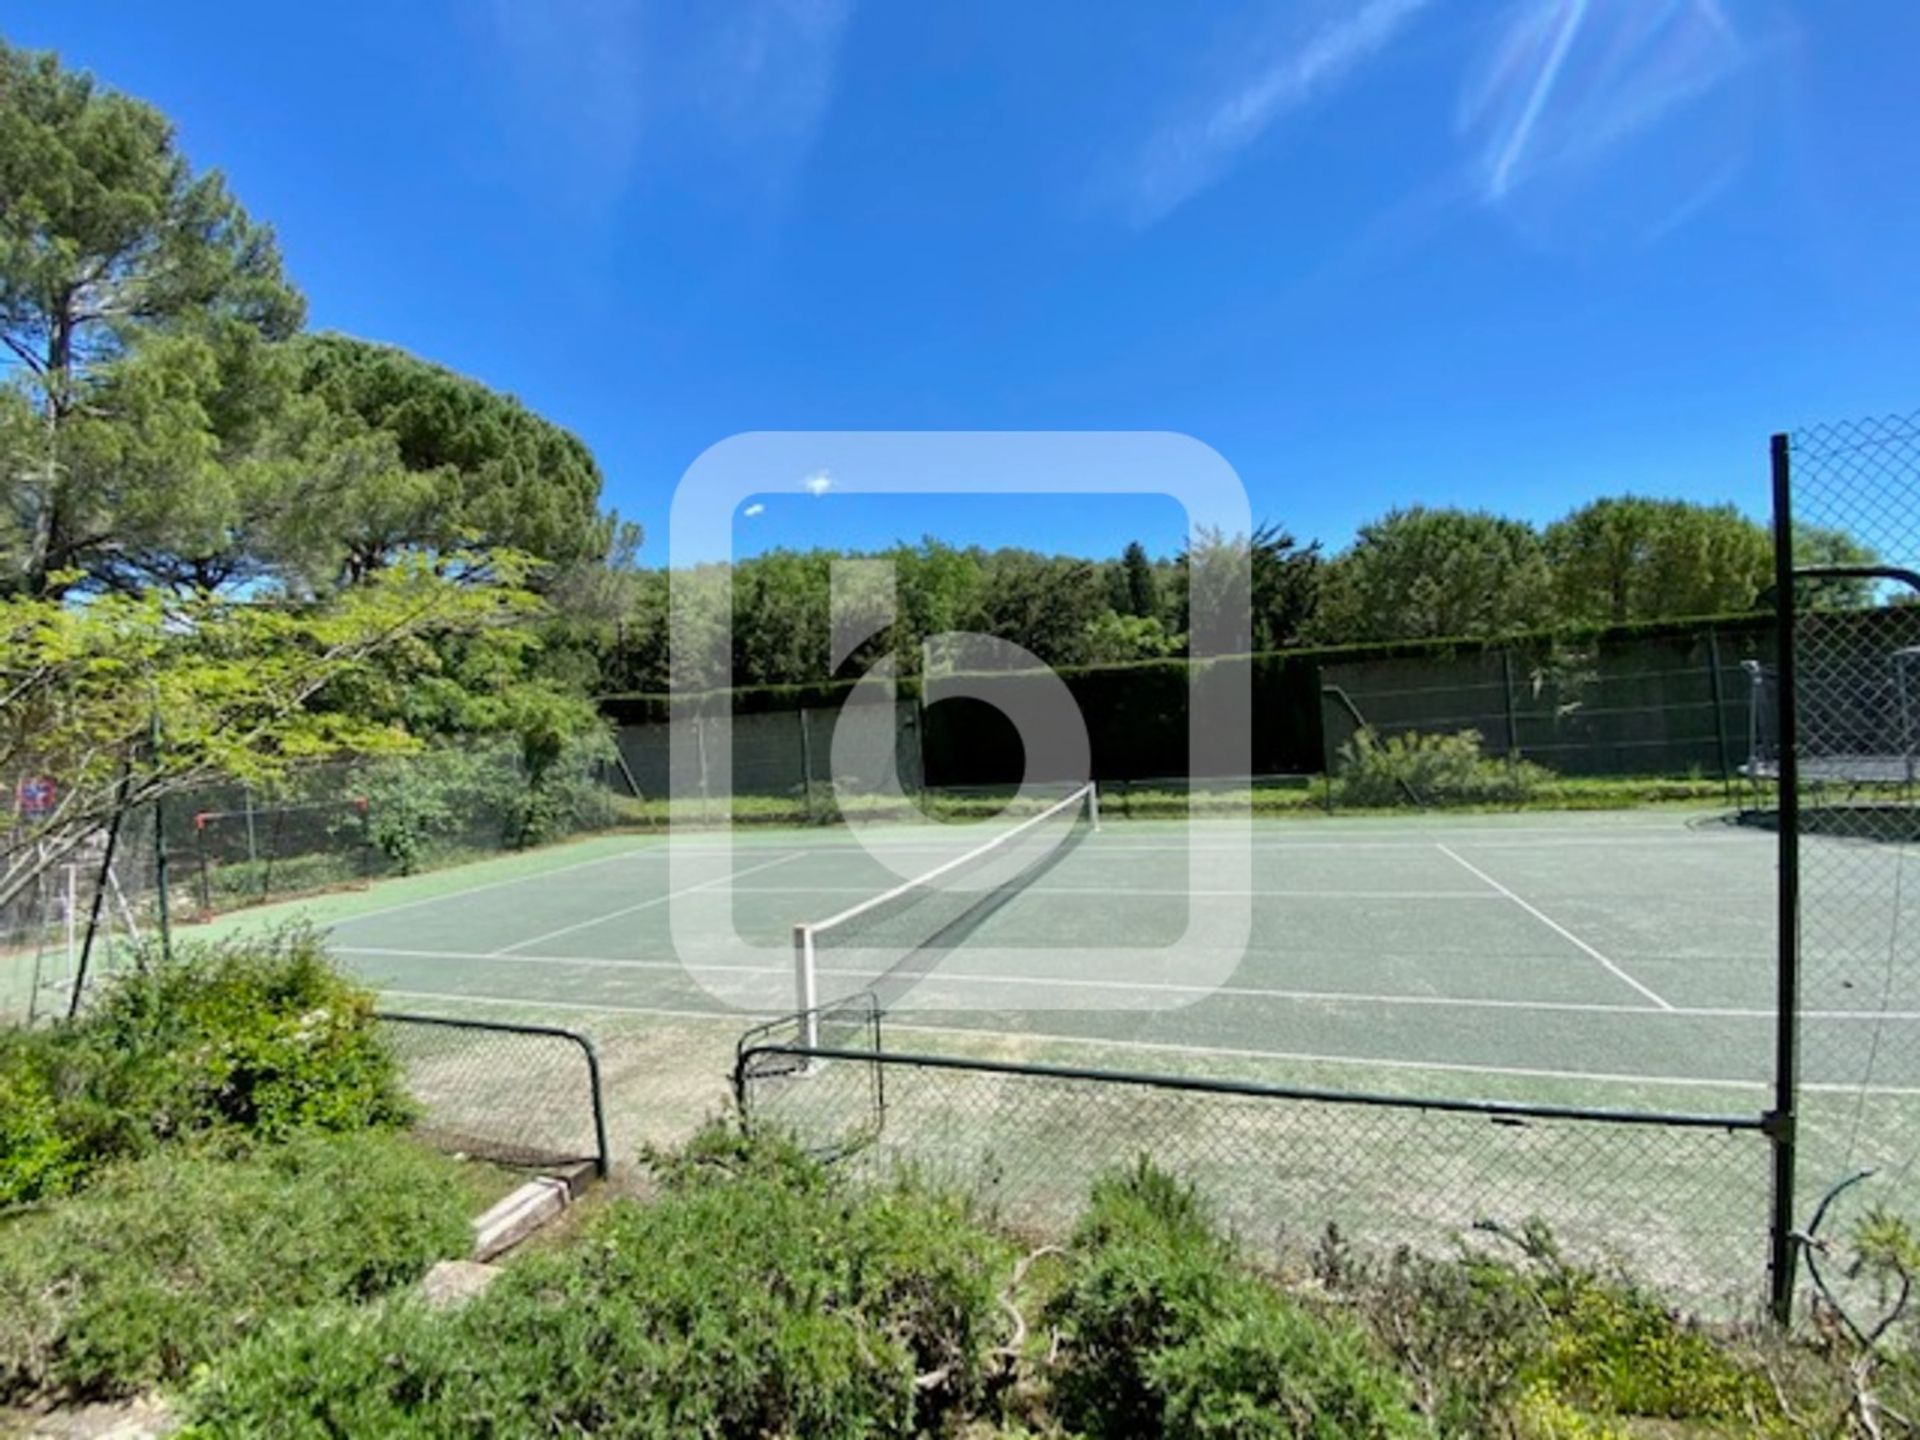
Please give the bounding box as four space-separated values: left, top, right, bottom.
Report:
613 698 924 826
377 1011 609 1175
736 1037 1773 1310
1319 622 1773 791
1 791 158 1024
2 740 641 1008
1775 411 1920 1279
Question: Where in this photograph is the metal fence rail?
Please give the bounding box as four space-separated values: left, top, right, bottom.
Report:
378 1011 610 1177
736 1040 1774 1309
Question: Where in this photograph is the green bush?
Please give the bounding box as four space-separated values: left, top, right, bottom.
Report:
1320 1223 1788 1436
1047 1160 1422 1439
1149 1306 1427 1440
0 1131 476 1404
1333 728 1548 808
201 849 366 909
1525 1273 1776 1423
353 735 618 873
0 927 411 1207
187 1125 1013 1438
0 1042 84 1207
1317 1237 1546 1434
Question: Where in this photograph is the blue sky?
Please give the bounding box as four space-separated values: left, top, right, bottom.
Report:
16 2 1920 562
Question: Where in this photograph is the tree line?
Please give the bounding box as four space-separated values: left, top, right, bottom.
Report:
586 499 1868 696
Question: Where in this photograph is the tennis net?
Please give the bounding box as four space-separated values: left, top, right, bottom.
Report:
792 783 1099 1046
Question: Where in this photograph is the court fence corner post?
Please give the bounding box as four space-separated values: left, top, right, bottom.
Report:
1766 429 1802 1326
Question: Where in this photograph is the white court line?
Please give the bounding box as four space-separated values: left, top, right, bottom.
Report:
380 988 761 1027
655 829 1762 858
1094 838 1765 853
731 884 1503 901
489 851 806 955
336 944 1920 1023
365 986 1920 1099
1436 844 1675 1011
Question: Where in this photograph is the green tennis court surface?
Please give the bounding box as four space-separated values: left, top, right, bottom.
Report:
205 806 1920 1111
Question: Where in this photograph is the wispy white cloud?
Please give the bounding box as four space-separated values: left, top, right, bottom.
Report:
704 0 852 155
484 0 648 200
1458 0 1750 207
802 469 834 497
1125 0 1433 225
743 502 767 518
478 0 852 209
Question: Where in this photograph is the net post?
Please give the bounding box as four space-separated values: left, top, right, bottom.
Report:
1767 429 1802 1325
793 924 821 1053
1086 782 1101 831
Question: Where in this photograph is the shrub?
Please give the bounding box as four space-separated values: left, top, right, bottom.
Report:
1321 1224 1787 1436
1047 1160 1422 1439
0 927 411 1206
0 1039 83 1207
1149 1306 1426 1439
0 1131 476 1403
1525 1273 1776 1423
353 735 618 872
1315 1238 1545 1434
187 1124 1013 1438
1333 728 1548 807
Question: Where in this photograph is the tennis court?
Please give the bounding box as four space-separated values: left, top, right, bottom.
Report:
210 798 1920 1111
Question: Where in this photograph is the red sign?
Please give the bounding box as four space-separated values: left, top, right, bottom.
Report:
16 776 56 818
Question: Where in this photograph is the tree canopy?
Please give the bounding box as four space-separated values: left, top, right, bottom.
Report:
1308 508 1553 644
284 334 611 588
0 39 303 597
1544 497 1771 625
0 41 619 909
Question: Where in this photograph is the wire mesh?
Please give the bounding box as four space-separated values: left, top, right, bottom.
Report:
613 699 926 826
178 795 375 920
737 1043 1772 1309
1320 626 1769 796
0 795 156 1023
377 1011 609 1175
1780 410 1920 1235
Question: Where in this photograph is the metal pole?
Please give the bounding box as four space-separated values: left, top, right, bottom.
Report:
70 754 132 1018
1501 649 1520 758
798 706 817 824
1767 432 1802 1324
149 707 171 964
794 925 821 1051
695 714 711 826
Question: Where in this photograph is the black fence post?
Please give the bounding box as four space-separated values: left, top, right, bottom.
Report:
69 753 133 1018
1501 649 1520 757
149 706 172 963
1767 431 1802 1325
798 707 818 824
